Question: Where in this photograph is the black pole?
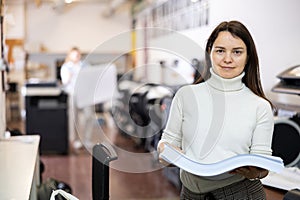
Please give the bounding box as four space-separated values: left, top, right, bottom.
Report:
92 143 117 200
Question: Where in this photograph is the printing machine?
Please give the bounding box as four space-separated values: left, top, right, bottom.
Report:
271 65 300 167
22 81 69 154
261 65 300 192
113 80 182 189
113 80 176 151
272 65 300 95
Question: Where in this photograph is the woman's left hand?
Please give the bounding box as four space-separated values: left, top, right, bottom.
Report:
229 166 268 180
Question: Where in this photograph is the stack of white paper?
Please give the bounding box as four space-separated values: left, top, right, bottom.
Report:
160 144 284 180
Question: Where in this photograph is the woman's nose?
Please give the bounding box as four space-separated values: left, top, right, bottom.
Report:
223 52 232 63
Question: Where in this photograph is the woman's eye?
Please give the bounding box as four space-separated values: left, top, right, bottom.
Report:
216 49 224 54
233 50 242 55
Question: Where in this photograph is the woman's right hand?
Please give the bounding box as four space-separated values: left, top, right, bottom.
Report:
157 142 183 166
157 142 166 155
157 142 169 166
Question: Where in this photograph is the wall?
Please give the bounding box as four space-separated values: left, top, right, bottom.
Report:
5 3 25 39
6 0 300 105
2 1 133 135
143 0 300 106
207 0 300 105
6 1 132 53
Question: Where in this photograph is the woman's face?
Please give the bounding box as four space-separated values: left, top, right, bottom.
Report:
69 50 81 63
210 31 248 79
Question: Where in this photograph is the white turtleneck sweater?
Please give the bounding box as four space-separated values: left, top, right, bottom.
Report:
158 69 274 193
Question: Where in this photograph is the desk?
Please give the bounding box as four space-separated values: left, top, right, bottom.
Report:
0 135 40 200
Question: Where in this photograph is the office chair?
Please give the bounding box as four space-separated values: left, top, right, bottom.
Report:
92 142 118 200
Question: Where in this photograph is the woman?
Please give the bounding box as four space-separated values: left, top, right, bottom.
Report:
60 47 84 150
60 47 83 94
157 21 275 199
61 47 94 150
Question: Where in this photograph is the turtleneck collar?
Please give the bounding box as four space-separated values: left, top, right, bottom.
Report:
206 68 245 92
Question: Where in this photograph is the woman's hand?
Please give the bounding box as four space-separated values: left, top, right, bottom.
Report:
230 166 268 180
157 142 183 166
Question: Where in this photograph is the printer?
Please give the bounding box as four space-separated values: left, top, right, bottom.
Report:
23 80 69 154
272 65 300 95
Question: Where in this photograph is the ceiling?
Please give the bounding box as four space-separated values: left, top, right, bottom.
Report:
5 0 156 17
6 0 142 6
6 0 137 16
7 0 111 4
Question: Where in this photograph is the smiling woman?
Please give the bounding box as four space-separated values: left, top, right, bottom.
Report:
204 20 274 109
210 31 248 79
157 20 276 200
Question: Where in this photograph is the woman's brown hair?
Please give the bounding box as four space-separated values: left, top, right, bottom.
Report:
195 20 275 111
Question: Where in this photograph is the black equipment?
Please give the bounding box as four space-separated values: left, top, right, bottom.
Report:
128 83 174 128
114 81 175 151
272 115 300 167
271 65 300 167
25 83 68 154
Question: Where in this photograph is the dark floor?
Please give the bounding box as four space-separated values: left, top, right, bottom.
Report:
41 155 180 200
8 118 180 200
7 118 286 200
40 130 181 200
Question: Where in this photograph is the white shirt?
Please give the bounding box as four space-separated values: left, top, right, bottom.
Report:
158 68 274 193
60 61 82 94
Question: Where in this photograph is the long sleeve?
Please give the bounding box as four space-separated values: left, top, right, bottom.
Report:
158 90 184 148
250 99 274 155
156 70 276 194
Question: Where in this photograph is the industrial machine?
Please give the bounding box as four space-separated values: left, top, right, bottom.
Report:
272 64 300 167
